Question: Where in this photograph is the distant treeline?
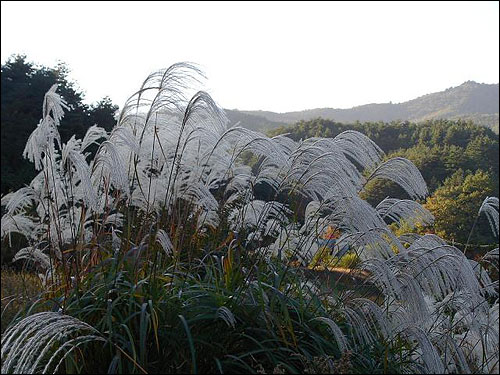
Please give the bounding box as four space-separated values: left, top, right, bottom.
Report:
269 118 499 192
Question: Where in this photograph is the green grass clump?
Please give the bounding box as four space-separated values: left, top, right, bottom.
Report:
3 251 408 374
309 247 361 270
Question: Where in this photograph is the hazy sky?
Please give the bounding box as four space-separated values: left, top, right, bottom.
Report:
1 1 499 112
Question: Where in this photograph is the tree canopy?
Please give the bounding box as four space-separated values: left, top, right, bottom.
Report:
1 55 118 194
425 169 495 244
270 118 499 248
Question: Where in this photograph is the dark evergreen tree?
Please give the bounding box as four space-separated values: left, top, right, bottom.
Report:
1 55 118 194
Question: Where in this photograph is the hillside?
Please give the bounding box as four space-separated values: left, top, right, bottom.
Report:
224 109 283 132
227 81 499 133
268 117 499 246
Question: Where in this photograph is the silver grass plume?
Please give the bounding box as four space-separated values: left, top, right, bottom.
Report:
42 84 69 124
1 187 39 215
13 246 50 269
156 229 174 256
376 197 434 229
1 213 37 245
311 317 349 352
1 312 105 374
365 157 428 200
216 306 237 329
80 124 108 152
23 84 67 170
479 196 499 238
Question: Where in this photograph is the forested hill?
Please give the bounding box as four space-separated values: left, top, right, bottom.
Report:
227 81 499 133
268 117 499 158
268 118 499 192
268 118 499 245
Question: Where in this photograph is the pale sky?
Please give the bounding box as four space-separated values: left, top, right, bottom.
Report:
1 1 499 113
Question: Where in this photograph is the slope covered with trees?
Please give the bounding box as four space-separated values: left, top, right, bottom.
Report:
269 118 499 248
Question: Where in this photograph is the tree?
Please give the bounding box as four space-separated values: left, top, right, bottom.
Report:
424 169 496 244
1 55 117 194
89 97 118 132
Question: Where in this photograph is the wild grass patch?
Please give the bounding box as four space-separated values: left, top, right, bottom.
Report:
1 64 498 374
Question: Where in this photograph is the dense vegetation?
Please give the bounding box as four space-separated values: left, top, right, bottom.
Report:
0 64 498 374
1 55 117 195
270 118 499 248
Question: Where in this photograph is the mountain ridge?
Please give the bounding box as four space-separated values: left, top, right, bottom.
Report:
225 81 499 133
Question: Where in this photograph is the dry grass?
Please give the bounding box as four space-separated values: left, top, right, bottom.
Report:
1 268 43 333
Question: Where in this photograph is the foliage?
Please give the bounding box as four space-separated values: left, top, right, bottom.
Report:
1 55 118 195
424 169 495 244
309 247 361 270
271 118 499 248
268 118 499 154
